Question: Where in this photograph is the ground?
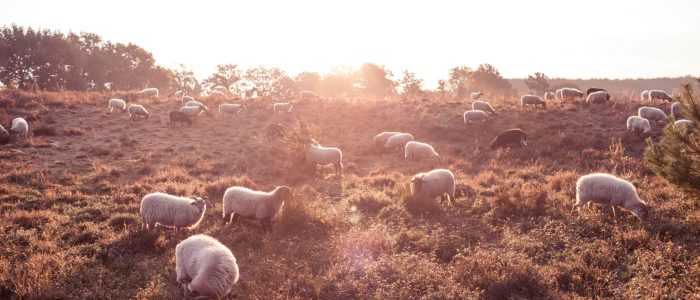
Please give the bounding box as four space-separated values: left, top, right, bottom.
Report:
0 90 698 299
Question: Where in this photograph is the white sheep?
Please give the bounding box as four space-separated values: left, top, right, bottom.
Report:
175 234 239 299
573 173 649 220
472 100 495 114
305 139 343 175
586 91 608 104
219 103 245 114
520 95 546 108
128 104 149 119
674 119 694 132
138 88 159 98
641 90 649 101
10 118 29 137
140 193 207 231
384 133 414 150
273 102 293 115
638 106 669 123
222 186 293 231
404 141 439 161
185 100 209 111
108 98 127 112
180 106 206 119
671 102 682 120
463 110 488 123
470 92 483 100
649 90 673 102
182 96 196 104
626 116 651 134
544 92 555 101
373 131 402 150
410 168 456 205
561 88 584 100
174 90 184 98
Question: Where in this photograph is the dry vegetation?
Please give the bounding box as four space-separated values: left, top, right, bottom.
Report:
0 89 699 299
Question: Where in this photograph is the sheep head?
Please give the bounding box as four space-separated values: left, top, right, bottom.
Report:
630 203 649 220
275 186 293 203
190 197 208 211
410 175 425 192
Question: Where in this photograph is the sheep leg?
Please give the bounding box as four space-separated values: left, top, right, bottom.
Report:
612 206 617 219
440 195 447 205
230 214 239 225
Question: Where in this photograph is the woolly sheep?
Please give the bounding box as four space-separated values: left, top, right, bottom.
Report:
219 103 244 114
300 90 320 100
222 186 293 231
586 91 609 104
626 116 651 134
384 133 414 149
128 104 149 119
470 92 483 100
185 100 209 111
641 90 650 101
586 87 608 97
410 168 456 205
573 173 649 220
404 141 439 161
175 234 239 299
273 102 293 115
671 102 682 120
10 118 29 137
520 95 546 108
180 106 206 119
674 119 694 132
182 96 196 104
305 139 343 175
373 131 402 150
108 98 127 112
138 88 159 98
463 110 488 123
140 192 207 230
544 92 555 101
170 111 193 126
649 90 673 102
638 107 669 123
490 128 527 149
472 100 495 114
561 88 584 100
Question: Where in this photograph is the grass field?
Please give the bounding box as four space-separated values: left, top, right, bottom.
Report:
0 89 698 299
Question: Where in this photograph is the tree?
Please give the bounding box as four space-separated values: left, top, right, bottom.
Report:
294 72 321 93
469 64 515 99
356 63 395 97
321 66 355 98
524 72 550 94
398 70 423 99
447 66 471 100
203 64 241 94
645 83 700 197
172 65 201 95
244 66 292 97
436 79 447 99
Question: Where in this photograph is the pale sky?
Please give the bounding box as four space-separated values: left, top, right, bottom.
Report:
3 0 700 88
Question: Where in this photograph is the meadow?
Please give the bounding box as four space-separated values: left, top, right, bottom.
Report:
0 89 698 299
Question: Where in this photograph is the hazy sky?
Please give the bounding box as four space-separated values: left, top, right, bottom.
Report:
3 0 700 88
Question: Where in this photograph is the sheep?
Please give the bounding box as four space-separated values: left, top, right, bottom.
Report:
626 116 651 134
209 91 226 98
638 107 669 123
175 234 239 299
585 87 608 98
573 173 649 220
674 119 694 132
185 100 209 111
140 193 207 231
404 141 439 161
182 96 196 105
128 104 149 119
520 95 546 108
544 92 555 101
219 103 245 114
463 110 489 123
373 131 402 151
266 123 285 140
470 92 483 100
586 91 609 104
671 102 682 120
561 88 584 100
490 128 527 149
641 90 650 101
384 133 414 150
649 90 673 102
305 139 343 175
108 98 127 112
273 102 293 115
222 186 293 231
410 168 456 205
180 106 206 119
299 90 320 100
170 111 193 126
10 118 29 137
138 88 159 98
472 101 495 114
174 90 184 98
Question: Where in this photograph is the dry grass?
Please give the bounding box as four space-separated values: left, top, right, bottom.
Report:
0 89 699 298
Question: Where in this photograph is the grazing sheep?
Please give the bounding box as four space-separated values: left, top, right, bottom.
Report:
573 173 649 220
174 90 184 98
561 88 584 100
490 129 527 149
305 139 343 175
626 116 651 134
10 118 28 137
463 110 489 123
273 102 293 115
544 92 555 101
266 123 285 140
586 91 609 104
175 234 239 299
384 133 414 150
373 131 402 151
222 186 293 231
128 104 149 119
404 141 439 161
180 106 206 119
671 102 682 120
649 90 673 102
185 100 209 111
138 88 159 98
520 95 546 108
470 92 483 100
586 87 608 97
641 90 650 101
638 107 669 123
472 101 495 114
108 98 127 112
299 90 320 100
182 96 196 105
170 111 193 126
410 169 456 205
219 103 245 114
140 193 207 230
674 119 694 132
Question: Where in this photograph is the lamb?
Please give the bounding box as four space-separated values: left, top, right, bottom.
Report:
410 168 456 205
404 141 439 161
108 98 127 112
373 131 402 151
544 92 555 101
140 193 207 230
384 133 414 150
638 107 669 123
626 116 651 134
561 88 584 100
10 118 29 137
185 100 209 111
671 102 682 120
175 234 239 299
586 91 609 104
138 88 159 98
128 104 149 119
641 90 650 101
219 103 245 114
674 119 694 132
180 106 206 119
573 173 649 220
470 92 483 100
472 101 495 114
170 111 193 126
520 95 546 108
299 90 320 100
222 186 293 231
649 90 673 102
266 123 285 140
490 128 527 149
463 110 489 123
273 102 293 115
305 139 343 175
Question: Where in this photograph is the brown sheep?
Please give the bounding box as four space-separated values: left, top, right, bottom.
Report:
170 111 193 126
490 129 527 149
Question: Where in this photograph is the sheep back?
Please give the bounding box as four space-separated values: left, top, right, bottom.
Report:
140 192 206 229
176 234 239 299
222 186 291 220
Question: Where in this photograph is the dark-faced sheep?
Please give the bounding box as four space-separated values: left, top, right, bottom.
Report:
490 129 527 149
170 111 193 126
